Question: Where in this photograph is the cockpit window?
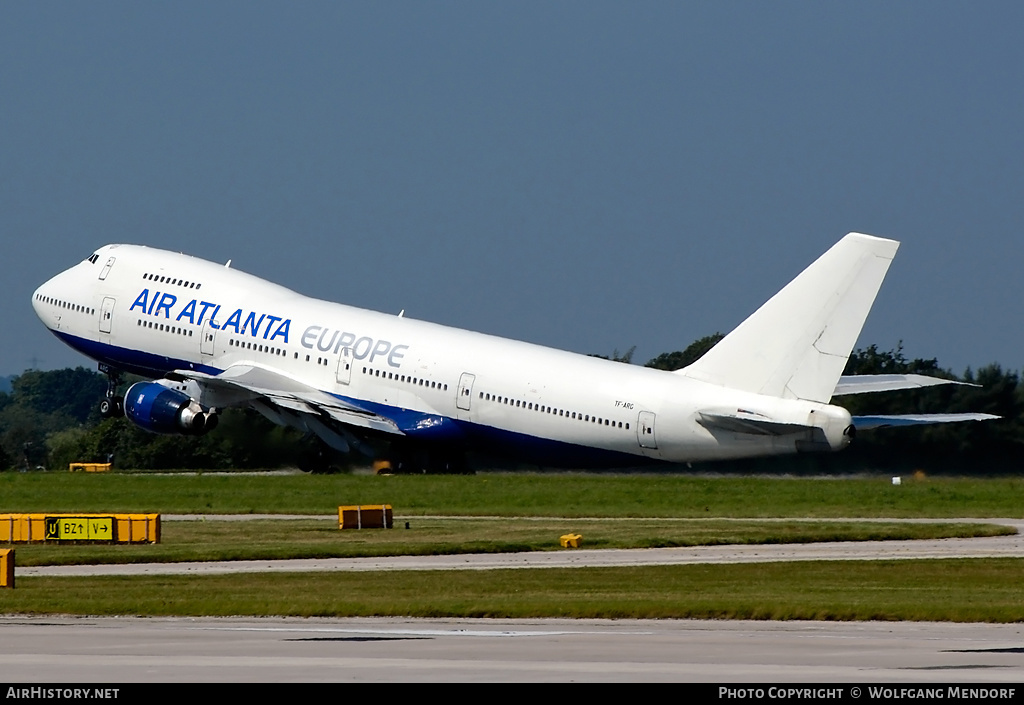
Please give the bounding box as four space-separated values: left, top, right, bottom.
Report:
86 254 99 264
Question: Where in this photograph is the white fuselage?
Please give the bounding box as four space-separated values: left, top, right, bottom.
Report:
32 245 852 466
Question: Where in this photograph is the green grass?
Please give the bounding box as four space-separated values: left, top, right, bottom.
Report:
4 471 1024 517
9 517 1009 566
3 471 1024 621
7 559 1024 622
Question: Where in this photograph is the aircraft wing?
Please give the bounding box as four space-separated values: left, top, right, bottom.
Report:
169 365 402 437
852 413 1001 430
833 374 977 396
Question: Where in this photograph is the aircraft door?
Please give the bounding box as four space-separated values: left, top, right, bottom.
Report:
99 297 115 334
200 321 216 356
637 411 658 449
99 257 115 280
456 373 475 412
336 347 352 385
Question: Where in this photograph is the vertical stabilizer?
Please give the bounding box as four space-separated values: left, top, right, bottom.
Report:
678 233 899 403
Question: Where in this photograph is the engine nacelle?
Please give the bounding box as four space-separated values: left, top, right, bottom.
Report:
123 381 217 436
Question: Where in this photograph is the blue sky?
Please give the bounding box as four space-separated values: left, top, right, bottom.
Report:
3 2 1022 377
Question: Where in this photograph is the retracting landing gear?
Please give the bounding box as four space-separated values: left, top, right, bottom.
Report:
380 442 472 474
98 364 124 418
297 437 345 474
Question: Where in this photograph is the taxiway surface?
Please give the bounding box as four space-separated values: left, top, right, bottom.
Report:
17 518 1024 577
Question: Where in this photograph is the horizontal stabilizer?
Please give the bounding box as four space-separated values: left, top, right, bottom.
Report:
854 413 1000 430
834 374 977 396
698 409 815 437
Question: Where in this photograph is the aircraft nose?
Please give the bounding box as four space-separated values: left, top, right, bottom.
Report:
32 272 65 328
31 283 47 321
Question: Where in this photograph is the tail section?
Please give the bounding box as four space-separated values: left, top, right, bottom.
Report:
678 233 899 403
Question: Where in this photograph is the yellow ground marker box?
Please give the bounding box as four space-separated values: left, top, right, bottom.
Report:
68 463 112 472
0 549 12 588
560 533 583 548
0 514 160 544
338 505 393 529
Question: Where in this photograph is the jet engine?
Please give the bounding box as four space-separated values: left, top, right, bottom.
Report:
123 381 218 435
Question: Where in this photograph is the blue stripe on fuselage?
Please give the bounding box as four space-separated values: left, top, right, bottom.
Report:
51 330 221 377
50 330 651 468
328 392 653 468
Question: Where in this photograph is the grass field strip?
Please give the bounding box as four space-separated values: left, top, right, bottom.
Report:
162 514 1024 526
9 475 1024 621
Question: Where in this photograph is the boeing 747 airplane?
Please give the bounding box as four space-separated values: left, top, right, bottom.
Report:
32 233 996 472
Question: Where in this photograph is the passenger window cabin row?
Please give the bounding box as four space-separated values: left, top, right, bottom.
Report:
35 294 95 316
478 391 629 430
362 366 449 392
137 318 194 337
142 272 202 290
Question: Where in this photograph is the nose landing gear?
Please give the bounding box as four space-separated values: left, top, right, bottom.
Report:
98 364 124 418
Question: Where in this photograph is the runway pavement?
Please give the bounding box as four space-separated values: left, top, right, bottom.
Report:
2 615 1024 682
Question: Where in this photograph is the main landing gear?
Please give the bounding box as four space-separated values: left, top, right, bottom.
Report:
376 442 472 475
297 437 345 474
98 364 124 418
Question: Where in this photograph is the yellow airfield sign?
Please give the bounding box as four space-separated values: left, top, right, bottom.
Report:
44 516 114 541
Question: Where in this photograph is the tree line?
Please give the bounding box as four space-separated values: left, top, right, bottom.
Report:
0 339 1019 473
0 367 308 472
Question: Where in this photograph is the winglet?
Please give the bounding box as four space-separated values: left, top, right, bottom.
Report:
679 233 899 403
